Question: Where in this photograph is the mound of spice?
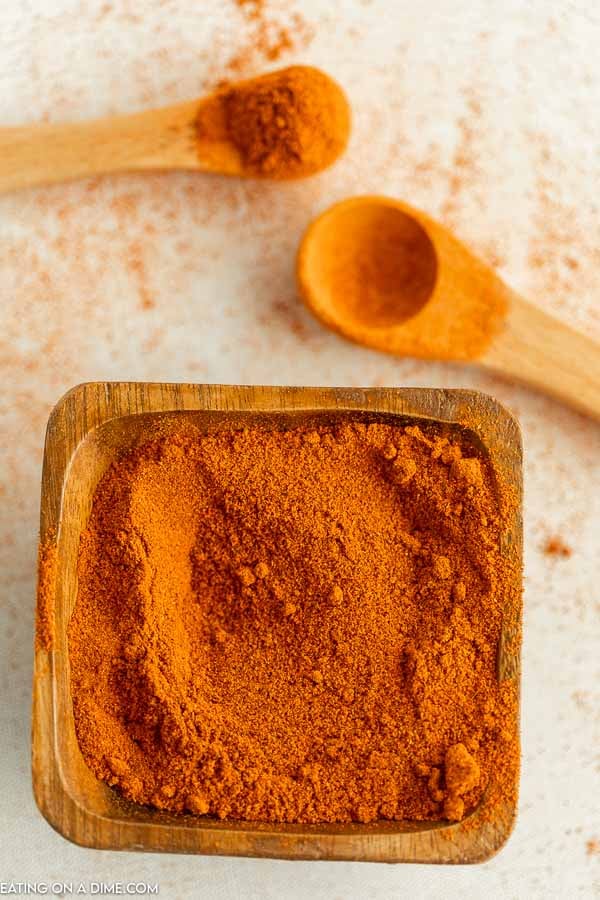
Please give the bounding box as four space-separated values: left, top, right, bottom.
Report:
197 66 350 178
69 419 520 824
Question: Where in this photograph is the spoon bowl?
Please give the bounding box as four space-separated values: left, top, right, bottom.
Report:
301 199 438 329
297 195 600 421
298 195 509 361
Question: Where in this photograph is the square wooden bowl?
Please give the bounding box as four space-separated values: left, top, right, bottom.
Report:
32 382 522 863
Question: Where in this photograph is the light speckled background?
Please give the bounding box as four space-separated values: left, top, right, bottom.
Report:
1 1 599 897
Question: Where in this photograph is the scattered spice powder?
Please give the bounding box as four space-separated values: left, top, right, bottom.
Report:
236 0 264 10
542 536 572 558
586 837 599 857
36 532 57 652
69 419 520 824
197 66 350 179
226 0 314 75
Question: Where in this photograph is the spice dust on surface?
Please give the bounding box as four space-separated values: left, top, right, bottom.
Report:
542 535 572 559
227 0 314 75
69 419 520 825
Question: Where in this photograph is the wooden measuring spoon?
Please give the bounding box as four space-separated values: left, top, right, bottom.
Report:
0 66 350 193
297 195 600 421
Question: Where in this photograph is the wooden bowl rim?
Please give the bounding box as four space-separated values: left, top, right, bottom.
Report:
32 382 523 863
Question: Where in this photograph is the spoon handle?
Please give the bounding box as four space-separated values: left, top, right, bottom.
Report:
483 293 600 421
0 101 200 194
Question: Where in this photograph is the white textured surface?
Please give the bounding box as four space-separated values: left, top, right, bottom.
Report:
1 1 600 897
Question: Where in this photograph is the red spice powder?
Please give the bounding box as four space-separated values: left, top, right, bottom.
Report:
225 0 314 79
36 533 57 652
586 837 599 857
69 419 520 825
542 536 572 558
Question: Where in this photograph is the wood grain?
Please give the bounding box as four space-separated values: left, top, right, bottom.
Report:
0 98 240 194
483 292 600 422
32 382 523 862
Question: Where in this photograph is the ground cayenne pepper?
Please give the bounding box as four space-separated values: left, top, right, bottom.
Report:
197 66 350 178
36 533 57 652
69 419 519 824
